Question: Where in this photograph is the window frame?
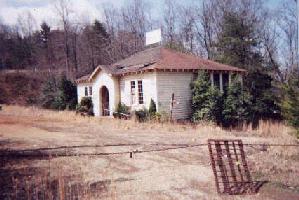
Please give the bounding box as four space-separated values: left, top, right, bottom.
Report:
84 87 88 96
89 86 92 96
130 81 136 105
137 80 144 105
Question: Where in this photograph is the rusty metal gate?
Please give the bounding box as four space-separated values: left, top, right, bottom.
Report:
208 139 263 195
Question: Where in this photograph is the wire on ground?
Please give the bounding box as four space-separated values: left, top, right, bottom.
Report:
0 142 298 159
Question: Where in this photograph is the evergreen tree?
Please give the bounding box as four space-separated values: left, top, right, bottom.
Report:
40 22 50 47
215 11 280 122
41 75 77 110
222 80 252 127
41 76 60 109
93 20 109 39
39 22 54 66
149 98 157 119
91 20 110 66
149 99 157 114
281 73 299 133
58 75 77 110
191 71 223 123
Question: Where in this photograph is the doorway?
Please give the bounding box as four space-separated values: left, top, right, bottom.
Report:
100 86 109 116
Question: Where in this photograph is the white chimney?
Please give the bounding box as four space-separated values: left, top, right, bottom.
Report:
145 29 162 46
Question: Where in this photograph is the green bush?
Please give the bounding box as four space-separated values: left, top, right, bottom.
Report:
41 75 77 110
41 76 60 109
157 111 171 122
191 71 223 123
149 99 157 119
135 108 149 122
114 102 130 118
77 97 94 116
191 71 253 127
154 112 162 121
222 81 252 127
116 102 129 114
281 75 299 137
59 75 77 110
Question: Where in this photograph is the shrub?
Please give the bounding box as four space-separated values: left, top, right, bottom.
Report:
281 75 299 136
41 75 77 110
114 103 130 119
135 108 149 122
158 111 171 122
59 75 77 110
76 97 94 116
154 112 162 121
149 99 157 119
116 102 129 114
41 76 61 109
191 71 256 127
222 80 252 127
191 71 223 123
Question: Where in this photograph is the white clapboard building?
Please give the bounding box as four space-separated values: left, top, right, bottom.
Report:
75 30 246 119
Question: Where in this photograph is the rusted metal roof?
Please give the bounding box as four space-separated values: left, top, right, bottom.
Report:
76 46 246 84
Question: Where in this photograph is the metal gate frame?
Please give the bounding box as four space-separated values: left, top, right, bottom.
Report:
208 139 263 195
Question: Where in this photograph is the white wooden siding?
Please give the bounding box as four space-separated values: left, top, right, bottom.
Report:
120 72 157 110
156 72 195 120
77 84 92 104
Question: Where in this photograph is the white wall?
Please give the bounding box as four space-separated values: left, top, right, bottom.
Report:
156 72 195 120
120 72 157 111
77 83 92 104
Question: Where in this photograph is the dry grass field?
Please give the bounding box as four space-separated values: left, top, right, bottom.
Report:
0 105 299 200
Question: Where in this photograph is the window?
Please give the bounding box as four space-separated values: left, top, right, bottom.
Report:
213 73 220 89
89 86 92 96
130 81 136 104
138 80 144 104
84 87 88 96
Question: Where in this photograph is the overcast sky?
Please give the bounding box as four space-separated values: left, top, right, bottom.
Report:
0 0 282 30
0 0 119 27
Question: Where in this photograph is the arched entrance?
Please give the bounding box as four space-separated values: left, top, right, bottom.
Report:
100 86 110 116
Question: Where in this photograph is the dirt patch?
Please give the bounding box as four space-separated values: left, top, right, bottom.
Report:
0 106 298 199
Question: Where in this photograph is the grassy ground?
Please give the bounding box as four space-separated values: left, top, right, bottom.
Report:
0 105 298 200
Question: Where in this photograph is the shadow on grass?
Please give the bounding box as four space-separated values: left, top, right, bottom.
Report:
0 165 134 199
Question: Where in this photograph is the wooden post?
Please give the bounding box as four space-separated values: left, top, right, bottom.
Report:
210 72 214 87
220 73 223 93
170 93 174 121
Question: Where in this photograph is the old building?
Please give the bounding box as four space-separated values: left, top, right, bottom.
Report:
75 46 245 119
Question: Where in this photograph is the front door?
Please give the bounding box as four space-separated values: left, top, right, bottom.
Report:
101 86 109 116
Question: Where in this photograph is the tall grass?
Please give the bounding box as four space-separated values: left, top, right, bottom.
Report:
1 105 297 140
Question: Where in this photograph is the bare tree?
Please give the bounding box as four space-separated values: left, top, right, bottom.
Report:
54 0 73 78
17 11 37 38
121 0 149 52
177 5 197 53
102 0 153 61
194 0 217 58
277 1 297 77
162 0 178 47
